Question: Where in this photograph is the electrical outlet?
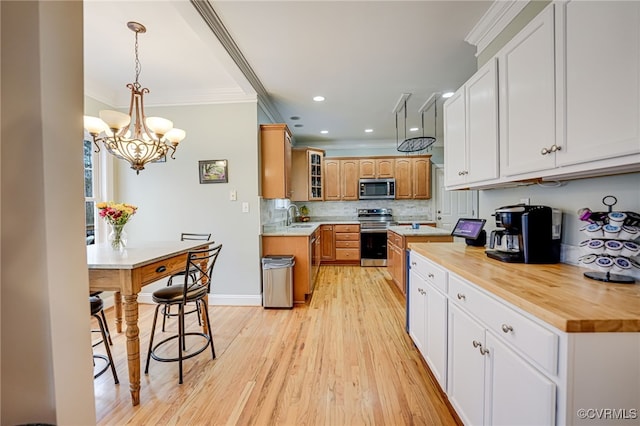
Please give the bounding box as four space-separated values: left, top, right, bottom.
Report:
520 198 530 205
242 202 249 213
230 189 237 201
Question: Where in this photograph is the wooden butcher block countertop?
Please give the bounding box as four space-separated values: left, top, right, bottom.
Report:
409 243 640 333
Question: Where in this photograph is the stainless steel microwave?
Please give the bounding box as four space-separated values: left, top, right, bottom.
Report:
359 178 396 200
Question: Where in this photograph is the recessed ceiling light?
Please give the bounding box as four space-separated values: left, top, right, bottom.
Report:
290 116 300 120
313 96 325 102
294 124 303 128
409 127 419 132
365 129 373 133
320 130 329 134
442 92 454 98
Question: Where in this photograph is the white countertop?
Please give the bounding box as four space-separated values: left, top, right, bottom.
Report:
262 222 451 237
86 240 210 269
261 220 360 237
387 225 452 237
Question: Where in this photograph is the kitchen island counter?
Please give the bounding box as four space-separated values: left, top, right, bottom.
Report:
409 242 640 332
387 225 451 237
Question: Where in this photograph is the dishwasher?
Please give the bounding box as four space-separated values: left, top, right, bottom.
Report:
261 255 295 308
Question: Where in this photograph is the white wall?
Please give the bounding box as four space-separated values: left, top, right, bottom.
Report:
114 101 263 304
479 172 640 249
1 2 96 424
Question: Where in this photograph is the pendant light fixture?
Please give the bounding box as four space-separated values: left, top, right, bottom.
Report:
393 93 437 153
84 21 186 174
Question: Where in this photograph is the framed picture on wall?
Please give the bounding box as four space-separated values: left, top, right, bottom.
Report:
199 159 228 184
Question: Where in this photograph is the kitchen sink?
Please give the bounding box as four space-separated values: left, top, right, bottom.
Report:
288 224 314 228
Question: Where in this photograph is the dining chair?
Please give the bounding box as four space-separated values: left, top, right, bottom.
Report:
145 243 222 384
91 295 119 384
163 232 212 331
90 291 112 345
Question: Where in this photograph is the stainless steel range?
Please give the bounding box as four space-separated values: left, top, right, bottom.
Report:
358 208 397 267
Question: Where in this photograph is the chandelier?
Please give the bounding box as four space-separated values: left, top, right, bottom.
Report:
84 21 186 174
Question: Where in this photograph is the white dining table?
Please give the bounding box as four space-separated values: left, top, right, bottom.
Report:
87 240 210 406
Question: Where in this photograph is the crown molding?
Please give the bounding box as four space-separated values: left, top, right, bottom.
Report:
190 0 284 123
465 0 529 57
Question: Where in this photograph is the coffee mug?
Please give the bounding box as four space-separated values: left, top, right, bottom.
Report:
411 223 420 229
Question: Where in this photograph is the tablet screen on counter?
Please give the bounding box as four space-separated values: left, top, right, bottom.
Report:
451 218 486 240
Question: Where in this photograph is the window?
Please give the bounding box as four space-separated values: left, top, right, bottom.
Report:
84 140 97 245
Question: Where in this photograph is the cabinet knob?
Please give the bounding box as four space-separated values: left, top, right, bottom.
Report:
411 261 417 266
550 144 561 152
437 217 442 220
541 147 549 155
501 324 514 333
428 273 434 278
472 340 490 355
458 171 464 176
457 293 466 300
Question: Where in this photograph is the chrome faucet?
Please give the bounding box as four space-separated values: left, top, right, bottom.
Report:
286 204 300 226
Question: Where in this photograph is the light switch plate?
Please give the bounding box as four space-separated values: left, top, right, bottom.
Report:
242 202 249 213
230 189 237 201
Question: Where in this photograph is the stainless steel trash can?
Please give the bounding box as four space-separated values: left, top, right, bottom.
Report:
262 255 295 308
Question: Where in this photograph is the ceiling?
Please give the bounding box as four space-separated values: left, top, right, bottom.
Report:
84 1 492 148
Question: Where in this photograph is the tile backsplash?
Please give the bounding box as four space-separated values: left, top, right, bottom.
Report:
261 198 434 227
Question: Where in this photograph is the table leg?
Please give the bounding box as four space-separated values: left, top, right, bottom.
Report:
124 293 141 405
114 291 123 333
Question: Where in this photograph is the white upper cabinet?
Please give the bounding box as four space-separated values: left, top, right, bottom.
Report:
444 88 467 187
466 58 499 184
444 59 499 189
498 4 557 177
556 0 640 166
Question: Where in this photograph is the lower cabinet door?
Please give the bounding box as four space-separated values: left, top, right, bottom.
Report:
408 269 427 356
486 332 556 426
425 285 447 391
448 303 486 426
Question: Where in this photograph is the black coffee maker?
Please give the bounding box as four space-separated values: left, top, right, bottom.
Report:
486 204 562 263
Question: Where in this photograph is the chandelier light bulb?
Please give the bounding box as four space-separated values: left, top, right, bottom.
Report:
99 110 131 131
145 116 174 136
84 115 108 135
165 128 186 144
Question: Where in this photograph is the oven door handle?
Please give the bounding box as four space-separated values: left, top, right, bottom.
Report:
360 229 389 234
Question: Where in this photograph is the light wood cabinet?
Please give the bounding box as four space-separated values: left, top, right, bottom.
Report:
359 158 394 179
291 148 324 202
320 225 335 261
334 224 360 263
395 157 432 200
262 234 313 303
324 159 358 201
260 124 292 199
387 231 405 293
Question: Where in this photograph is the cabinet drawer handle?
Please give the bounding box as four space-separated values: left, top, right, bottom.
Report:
501 324 514 333
457 293 466 300
156 265 167 273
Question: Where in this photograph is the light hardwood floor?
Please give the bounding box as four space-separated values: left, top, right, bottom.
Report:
93 266 459 425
